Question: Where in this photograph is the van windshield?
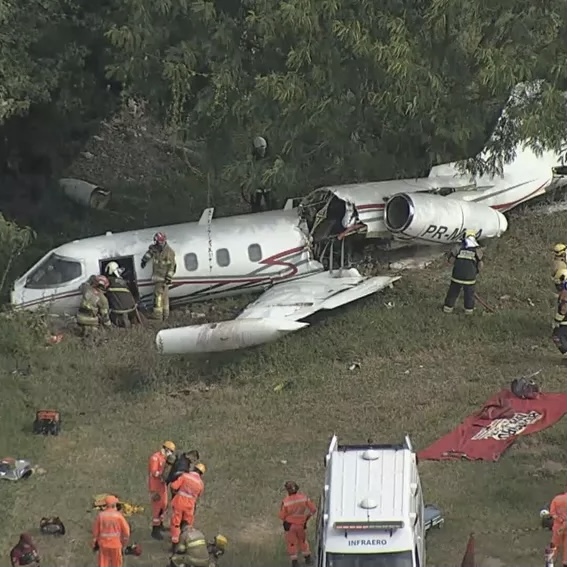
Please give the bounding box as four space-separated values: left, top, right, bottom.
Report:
25 254 82 289
326 551 414 567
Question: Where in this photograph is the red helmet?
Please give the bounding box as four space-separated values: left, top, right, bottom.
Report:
94 275 110 289
153 232 167 245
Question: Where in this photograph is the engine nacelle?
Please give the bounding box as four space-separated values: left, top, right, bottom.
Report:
384 192 508 243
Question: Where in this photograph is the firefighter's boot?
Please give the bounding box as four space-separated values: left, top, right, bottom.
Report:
291 560 299 567
151 526 163 540
305 555 313 565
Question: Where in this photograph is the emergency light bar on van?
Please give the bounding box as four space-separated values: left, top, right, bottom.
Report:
333 521 404 530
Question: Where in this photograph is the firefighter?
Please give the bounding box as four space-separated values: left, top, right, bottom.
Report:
553 244 567 274
170 527 228 567
549 488 567 566
279 481 317 567
10 533 40 567
92 495 130 567
76 275 111 336
104 261 138 327
552 270 567 361
149 440 176 540
244 136 274 213
553 244 567 294
170 463 206 548
443 229 484 315
141 232 177 320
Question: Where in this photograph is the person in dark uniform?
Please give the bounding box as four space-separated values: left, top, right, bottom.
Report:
245 136 274 213
443 229 484 315
104 261 138 327
166 450 201 495
552 271 567 363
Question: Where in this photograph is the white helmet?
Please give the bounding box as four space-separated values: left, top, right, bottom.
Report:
253 136 267 150
105 261 122 277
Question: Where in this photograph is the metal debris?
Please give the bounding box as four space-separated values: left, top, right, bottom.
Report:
348 362 361 371
0 458 33 481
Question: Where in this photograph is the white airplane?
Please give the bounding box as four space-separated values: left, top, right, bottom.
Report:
10 144 566 354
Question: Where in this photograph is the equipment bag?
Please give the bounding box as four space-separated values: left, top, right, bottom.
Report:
33 410 61 436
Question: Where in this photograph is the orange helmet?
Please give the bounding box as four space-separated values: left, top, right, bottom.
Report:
104 495 119 506
153 232 167 246
94 275 110 290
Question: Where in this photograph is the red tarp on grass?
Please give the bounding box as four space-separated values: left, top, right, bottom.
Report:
418 389 567 462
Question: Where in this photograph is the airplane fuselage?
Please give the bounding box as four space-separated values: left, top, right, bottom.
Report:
10 143 566 316
11 208 321 315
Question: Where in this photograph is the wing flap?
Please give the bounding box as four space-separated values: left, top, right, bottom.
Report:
238 268 400 322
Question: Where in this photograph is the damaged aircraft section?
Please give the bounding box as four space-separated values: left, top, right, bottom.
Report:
9 142 567 354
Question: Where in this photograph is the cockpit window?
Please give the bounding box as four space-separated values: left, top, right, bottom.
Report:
25 254 82 289
326 551 413 567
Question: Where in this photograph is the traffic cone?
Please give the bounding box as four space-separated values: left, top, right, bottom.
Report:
461 533 475 567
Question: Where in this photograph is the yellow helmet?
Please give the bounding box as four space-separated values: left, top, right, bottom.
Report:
163 441 176 452
194 462 206 475
553 243 567 254
464 229 477 238
215 535 228 549
554 268 567 284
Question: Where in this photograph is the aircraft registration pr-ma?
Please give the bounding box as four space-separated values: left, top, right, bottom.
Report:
10 144 567 354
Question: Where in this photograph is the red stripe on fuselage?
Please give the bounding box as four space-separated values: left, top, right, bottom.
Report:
14 246 307 309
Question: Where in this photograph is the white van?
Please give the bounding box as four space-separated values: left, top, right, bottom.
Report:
316 435 426 567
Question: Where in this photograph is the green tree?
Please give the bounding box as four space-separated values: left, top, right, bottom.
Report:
106 0 566 201
0 0 119 175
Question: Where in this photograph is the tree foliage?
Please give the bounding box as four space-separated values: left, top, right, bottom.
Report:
105 0 567 200
1 0 565 200
0 213 34 296
0 0 118 174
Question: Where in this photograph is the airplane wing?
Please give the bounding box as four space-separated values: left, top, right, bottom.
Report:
156 269 400 354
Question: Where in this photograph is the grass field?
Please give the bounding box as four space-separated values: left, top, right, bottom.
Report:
0 199 565 567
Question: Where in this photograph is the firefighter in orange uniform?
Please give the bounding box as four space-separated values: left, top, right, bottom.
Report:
279 481 317 567
92 494 130 567
169 462 206 548
550 489 567 567
149 440 176 540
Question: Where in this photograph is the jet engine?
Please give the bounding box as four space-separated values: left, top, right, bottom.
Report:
384 192 508 243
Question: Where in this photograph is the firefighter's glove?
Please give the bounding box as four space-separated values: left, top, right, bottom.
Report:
141 259 147 269
303 521 308 530
164 276 172 286
151 492 161 502
283 521 291 531
93 542 99 552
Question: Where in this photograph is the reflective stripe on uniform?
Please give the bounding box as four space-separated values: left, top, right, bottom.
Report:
450 277 476 285
177 490 198 498
99 531 121 538
186 539 206 548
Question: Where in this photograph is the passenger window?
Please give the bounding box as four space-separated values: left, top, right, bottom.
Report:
184 252 198 272
216 248 230 267
25 254 82 288
248 243 262 262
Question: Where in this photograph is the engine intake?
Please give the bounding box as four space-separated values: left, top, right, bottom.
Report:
384 192 508 243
